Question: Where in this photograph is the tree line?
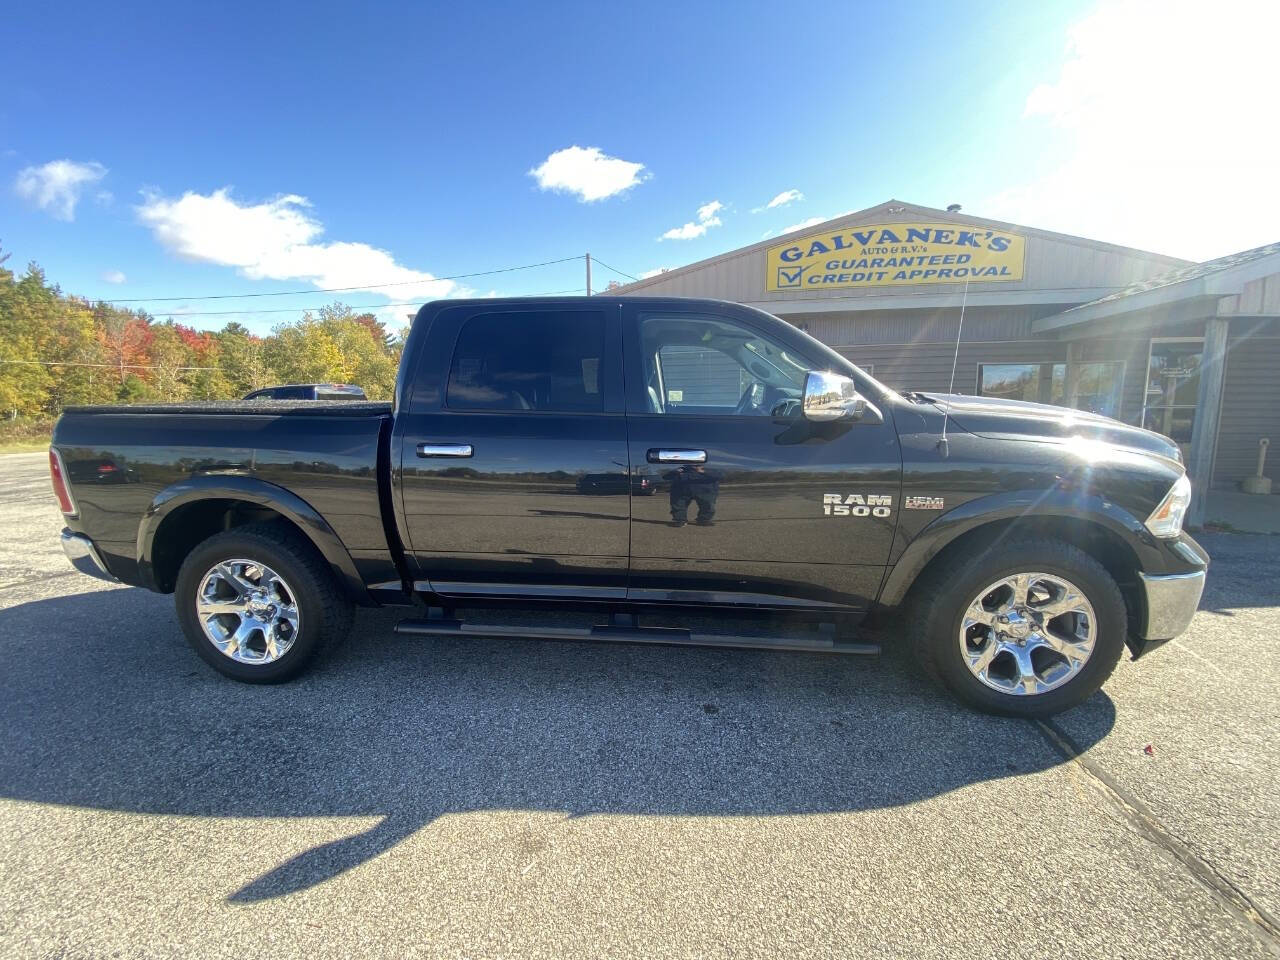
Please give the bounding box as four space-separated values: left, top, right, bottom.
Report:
0 246 406 417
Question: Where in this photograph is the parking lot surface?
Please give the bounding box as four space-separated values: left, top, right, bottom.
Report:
1 451 1277 959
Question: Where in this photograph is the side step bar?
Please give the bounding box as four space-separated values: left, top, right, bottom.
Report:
393 612 880 655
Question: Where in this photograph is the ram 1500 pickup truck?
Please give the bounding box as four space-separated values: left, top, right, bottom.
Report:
50 296 1208 716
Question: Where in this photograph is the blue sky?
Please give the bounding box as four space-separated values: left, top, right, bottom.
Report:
3 0 1275 333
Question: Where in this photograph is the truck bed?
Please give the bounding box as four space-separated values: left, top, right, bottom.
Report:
53 402 397 596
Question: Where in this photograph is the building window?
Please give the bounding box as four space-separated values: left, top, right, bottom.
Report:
978 362 1065 405
1070 361 1124 419
1142 338 1204 460
977 360 1124 417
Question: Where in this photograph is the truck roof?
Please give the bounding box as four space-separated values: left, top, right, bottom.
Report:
416 295 761 312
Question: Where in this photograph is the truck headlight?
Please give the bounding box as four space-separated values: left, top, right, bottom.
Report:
1145 473 1191 538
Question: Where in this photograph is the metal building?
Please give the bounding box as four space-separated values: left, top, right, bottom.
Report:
611 200 1280 525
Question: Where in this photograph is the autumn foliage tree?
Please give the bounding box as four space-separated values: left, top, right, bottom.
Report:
0 248 408 418
264 303 399 398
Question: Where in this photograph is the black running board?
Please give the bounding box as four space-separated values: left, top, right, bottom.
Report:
393 615 879 655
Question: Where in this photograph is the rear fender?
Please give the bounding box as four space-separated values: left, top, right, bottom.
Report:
137 475 367 601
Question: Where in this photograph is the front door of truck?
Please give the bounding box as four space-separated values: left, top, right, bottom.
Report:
622 303 901 609
395 302 630 599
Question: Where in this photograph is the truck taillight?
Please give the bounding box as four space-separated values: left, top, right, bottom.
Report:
49 448 77 516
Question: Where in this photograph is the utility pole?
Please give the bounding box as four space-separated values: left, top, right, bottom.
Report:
585 252 592 296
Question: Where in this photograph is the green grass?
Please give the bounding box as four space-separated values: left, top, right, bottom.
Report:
0 417 54 455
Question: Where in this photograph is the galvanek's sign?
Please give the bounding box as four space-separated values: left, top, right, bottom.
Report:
765 221 1026 291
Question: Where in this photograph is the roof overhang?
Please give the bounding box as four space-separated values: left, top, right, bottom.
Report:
1034 250 1280 336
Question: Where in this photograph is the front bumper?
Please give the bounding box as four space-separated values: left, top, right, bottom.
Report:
61 529 117 583
1137 569 1206 641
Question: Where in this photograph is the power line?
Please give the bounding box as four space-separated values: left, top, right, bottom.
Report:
147 286 591 318
0 283 599 370
151 301 425 319
1 283 616 372
0 359 218 371
96 255 587 304
590 257 639 282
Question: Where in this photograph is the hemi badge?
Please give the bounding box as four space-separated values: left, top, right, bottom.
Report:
905 496 945 510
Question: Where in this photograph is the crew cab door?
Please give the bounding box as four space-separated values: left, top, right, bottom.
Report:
622 303 901 609
394 303 630 599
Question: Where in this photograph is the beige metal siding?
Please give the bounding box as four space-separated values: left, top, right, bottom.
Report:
620 203 1187 307
790 306 1058 346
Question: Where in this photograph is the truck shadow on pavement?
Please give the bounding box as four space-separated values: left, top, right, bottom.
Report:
0 588 1115 904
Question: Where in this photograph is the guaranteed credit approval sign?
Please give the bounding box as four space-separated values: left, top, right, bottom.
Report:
766 222 1026 291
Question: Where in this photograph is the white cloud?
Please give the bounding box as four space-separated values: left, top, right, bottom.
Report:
780 216 824 235
696 200 723 223
639 267 669 279
14 159 107 221
101 269 127 284
779 211 852 236
528 145 649 202
660 200 724 241
136 188 465 301
984 0 1280 261
369 303 422 331
753 188 804 213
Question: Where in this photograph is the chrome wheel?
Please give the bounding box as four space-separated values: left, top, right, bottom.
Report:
195 560 301 665
958 572 1096 697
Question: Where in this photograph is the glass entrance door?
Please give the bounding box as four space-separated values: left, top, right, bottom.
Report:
1142 338 1203 461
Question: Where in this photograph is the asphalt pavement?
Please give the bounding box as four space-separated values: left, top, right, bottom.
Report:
1 451 1277 959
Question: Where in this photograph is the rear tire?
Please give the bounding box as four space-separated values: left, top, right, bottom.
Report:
174 522 353 683
909 537 1127 717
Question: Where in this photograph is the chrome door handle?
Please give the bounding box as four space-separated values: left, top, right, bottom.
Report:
417 443 473 458
649 448 707 464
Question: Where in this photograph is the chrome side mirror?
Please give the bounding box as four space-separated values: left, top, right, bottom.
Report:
803 371 867 422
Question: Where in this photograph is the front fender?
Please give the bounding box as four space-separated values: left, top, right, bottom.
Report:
876 487 1160 608
137 474 367 601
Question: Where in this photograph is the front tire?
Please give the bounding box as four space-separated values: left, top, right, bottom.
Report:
174 522 353 683
909 537 1127 717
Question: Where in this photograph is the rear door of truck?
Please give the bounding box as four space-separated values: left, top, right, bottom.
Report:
393 302 631 599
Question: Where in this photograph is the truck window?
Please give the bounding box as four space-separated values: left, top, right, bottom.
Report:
446 310 605 413
640 315 812 416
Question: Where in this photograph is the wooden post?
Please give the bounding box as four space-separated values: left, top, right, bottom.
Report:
1187 314 1230 528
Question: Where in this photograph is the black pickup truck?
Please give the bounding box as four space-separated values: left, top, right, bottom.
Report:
50 296 1208 716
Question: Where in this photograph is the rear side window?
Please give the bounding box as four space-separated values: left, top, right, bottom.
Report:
446 311 605 413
